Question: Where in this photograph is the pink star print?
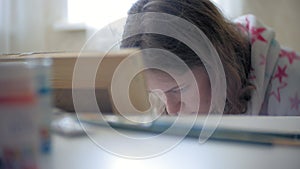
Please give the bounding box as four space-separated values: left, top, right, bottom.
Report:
259 55 266 66
249 66 256 80
273 65 288 83
251 27 267 44
290 93 300 111
269 82 287 102
237 23 248 35
245 17 250 30
236 17 250 35
279 49 300 64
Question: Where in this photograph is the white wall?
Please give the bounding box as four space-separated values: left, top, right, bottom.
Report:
0 0 89 53
1 0 299 54
43 0 89 52
0 0 46 53
241 0 300 52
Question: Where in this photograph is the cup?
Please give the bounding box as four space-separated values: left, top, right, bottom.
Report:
0 58 52 169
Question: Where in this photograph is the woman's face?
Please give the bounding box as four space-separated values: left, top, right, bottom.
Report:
145 66 211 115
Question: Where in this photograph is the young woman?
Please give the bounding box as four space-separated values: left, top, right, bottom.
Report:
121 0 300 116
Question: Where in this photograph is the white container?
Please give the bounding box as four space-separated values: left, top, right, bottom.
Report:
0 58 52 169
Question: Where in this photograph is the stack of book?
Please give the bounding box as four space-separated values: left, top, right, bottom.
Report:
0 50 150 114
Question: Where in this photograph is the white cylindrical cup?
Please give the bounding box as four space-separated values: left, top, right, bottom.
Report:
0 58 52 169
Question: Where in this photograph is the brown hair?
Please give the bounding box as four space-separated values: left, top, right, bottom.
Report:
121 0 254 114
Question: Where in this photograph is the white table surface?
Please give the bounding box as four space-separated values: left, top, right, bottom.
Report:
47 116 300 169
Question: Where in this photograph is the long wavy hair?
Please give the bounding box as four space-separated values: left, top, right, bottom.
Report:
121 0 254 114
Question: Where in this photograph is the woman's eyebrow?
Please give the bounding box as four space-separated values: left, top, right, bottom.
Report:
147 83 186 94
164 83 186 93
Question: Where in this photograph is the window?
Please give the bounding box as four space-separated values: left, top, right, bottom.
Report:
67 0 243 29
67 0 137 29
211 0 243 19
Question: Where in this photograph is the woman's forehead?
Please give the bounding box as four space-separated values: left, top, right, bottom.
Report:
144 66 205 79
144 67 204 89
144 69 179 82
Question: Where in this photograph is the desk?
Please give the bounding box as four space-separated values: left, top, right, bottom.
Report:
49 119 300 169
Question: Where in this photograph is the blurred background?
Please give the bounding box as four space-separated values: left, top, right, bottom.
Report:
0 0 299 54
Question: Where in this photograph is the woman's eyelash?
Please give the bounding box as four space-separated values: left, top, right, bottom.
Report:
172 85 188 93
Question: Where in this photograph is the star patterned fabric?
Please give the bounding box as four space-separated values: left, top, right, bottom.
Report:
234 14 300 116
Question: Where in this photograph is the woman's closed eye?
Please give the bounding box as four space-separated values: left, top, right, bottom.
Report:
169 84 189 94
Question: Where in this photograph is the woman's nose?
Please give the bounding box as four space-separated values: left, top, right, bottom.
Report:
165 95 181 115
